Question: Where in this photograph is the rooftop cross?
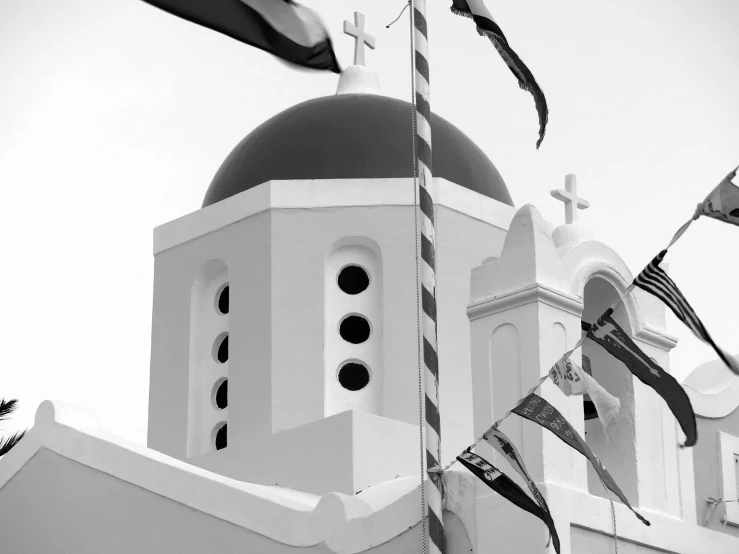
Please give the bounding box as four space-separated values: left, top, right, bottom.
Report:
343 11 376 66
551 174 590 224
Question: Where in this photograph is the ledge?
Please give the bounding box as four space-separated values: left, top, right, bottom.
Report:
467 282 583 321
0 400 475 554
153 178 516 255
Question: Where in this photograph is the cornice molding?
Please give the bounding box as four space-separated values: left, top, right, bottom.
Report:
467 282 583 321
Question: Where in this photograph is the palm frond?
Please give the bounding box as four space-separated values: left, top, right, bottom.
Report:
0 430 26 457
0 398 19 422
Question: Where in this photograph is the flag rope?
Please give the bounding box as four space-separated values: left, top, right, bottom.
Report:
410 1 445 552
598 474 619 554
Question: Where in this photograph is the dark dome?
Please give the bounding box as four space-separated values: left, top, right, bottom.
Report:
203 94 512 207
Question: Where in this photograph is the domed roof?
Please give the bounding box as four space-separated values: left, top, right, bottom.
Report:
203 94 512 207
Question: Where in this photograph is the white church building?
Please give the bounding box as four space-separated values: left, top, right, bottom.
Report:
1 15 738 554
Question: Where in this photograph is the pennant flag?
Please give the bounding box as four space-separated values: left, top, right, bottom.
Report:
484 428 550 511
634 250 739 376
697 166 739 227
450 0 548 148
587 310 697 446
512 393 650 526
140 0 340 73
549 355 621 429
457 450 561 554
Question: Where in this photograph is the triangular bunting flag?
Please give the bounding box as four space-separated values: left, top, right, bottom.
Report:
457 450 560 553
512 393 650 526
697 166 739 227
484 428 550 513
548 355 621 430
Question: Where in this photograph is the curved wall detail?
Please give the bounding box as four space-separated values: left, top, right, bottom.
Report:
324 240 383 417
187 260 229 457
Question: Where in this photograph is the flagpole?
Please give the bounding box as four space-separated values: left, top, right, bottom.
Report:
411 1 445 553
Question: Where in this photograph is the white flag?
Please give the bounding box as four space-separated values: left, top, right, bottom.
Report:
549 356 620 429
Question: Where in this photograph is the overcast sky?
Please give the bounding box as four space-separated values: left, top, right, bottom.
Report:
1 0 737 446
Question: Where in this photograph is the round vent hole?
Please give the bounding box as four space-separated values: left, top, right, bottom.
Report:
217 285 229 314
339 315 371 344
338 362 370 391
337 265 369 295
214 423 227 450
215 335 228 364
215 379 228 409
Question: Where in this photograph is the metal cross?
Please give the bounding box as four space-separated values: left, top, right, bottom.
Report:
343 11 376 66
551 174 590 224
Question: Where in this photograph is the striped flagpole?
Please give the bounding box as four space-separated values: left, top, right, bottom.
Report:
411 2 445 553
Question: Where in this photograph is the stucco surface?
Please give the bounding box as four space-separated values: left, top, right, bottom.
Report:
0 449 333 554
691 410 739 537
149 180 511 490
571 527 672 553
0 447 476 554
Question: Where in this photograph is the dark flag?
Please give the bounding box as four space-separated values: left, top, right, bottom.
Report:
451 0 548 148
697 166 739 227
512 393 650 526
140 0 340 73
484 428 558 542
457 450 561 554
587 309 698 447
634 250 739 376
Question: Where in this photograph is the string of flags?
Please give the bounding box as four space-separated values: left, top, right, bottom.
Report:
445 165 739 544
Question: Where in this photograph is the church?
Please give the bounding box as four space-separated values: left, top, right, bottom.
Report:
1 12 738 554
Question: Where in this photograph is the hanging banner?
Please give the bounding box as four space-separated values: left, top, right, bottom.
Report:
512 393 650 526
587 309 698 447
548 355 621 429
457 450 560 554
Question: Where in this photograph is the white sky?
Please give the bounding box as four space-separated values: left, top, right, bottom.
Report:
1 0 737 446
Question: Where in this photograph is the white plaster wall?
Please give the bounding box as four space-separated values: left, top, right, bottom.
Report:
571 527 667 553
0 449 324 554
269 204 508 465
148 211 273 461
0 449 448 554
149 178 513 490
435 205 509 461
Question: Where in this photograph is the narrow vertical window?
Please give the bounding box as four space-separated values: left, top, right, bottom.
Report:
324 240 383 417
188 260 229 457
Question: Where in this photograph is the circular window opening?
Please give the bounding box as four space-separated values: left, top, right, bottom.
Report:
337 265 369 295
213 378 228 409
216 284 229 315
339 315 371 344
213 422 227 450
338 362 371 391
213 334 229 364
